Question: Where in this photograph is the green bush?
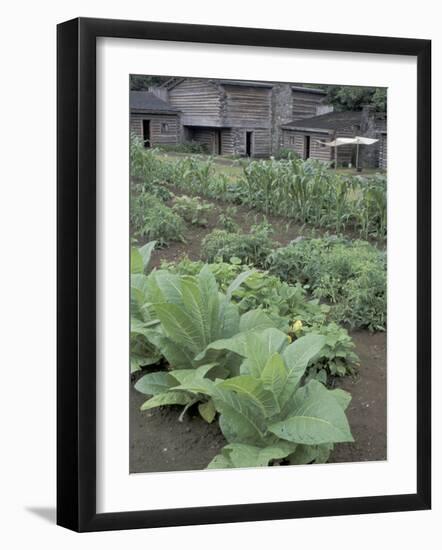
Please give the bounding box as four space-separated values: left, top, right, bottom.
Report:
217 206 239 232
158 141 209 154
301 322 360 382
172 195 215 227
267 237 386 330
130 192 185 246
201 222 275 266
274 147 300 160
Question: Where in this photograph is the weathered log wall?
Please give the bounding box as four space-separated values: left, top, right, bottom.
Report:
130 113 180 146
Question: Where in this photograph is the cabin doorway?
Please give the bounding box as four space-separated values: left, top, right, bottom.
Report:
142 120 151 148
246 131 253 157
303 135 311 159
214 129 222 155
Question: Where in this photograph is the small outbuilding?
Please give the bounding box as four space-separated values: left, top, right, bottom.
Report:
130 91 181 148
281 106 387 169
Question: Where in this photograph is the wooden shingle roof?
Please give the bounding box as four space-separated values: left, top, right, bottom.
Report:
130 91 181 114
282 111 362 131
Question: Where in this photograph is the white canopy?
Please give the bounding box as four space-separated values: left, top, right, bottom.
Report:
316 136 379 147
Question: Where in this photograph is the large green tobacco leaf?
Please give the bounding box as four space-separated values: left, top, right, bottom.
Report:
279 333 326 408
217 375 278 417
207 442 295 469
288 442 334 465
134 371 177 396
268 380 353 445
204 327 287 374
153 303 206 354
140 390 192 411
131 241 157 275
212 386 267 445
238 309 276 333
169 364 217 394
261 353 287 410
143 329 196 370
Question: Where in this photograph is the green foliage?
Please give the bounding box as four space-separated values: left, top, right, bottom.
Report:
274 147 300 161
172 195 215 227
268 238 386 330
158 141 209 154
131 143 387 239
201 222 274 266
130 136 174 183
217 206 239 232
130 192 185 246
203 330 353 468
161 258 330 331
130 242 162 373
302 322 360 382
130 75 169 90
321 85 387 112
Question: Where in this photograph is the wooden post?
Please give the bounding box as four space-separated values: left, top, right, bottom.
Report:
356 141 362 172
334 144 338 169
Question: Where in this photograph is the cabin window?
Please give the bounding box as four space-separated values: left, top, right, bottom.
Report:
289 135 295 145
161 122 170 134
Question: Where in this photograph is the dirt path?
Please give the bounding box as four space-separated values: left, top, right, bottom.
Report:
130 330 386 473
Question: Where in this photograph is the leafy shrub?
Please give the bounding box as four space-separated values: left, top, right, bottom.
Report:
172 195 215 227
201 222 275 266
217 206 239 232
137 327 354 468
134 266 280 419
274 147 300 160
299 322 360 382
130 135 174 183
162 257 330 329
158 141 209 154
268 237 386 330
130 192 185 246
130 242 162 373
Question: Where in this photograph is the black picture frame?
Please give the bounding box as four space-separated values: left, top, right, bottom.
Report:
57 17 431 532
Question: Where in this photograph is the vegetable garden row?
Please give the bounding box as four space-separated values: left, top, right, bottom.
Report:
130 136 387 470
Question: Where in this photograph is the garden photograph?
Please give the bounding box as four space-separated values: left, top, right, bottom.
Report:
129 75 387 473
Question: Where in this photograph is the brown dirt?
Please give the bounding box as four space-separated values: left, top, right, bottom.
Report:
129 331 386 473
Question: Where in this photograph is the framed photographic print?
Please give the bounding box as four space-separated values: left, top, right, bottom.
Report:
57 17 431 532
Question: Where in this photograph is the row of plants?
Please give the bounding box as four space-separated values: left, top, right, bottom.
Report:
131 243 355 468
130 136 387 239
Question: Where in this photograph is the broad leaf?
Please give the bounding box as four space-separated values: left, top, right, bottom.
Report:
269 380 353 445
138 240 157 272
280 334 326 407
212 387 267 445
140 391 192 411
329 387 352 410
260 353 287 409
218 375 278 417
207 442 295 469
239 309 276 333
135 371 177 396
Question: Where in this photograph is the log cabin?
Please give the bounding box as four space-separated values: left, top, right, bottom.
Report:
129 79 387 168
163 78 329 157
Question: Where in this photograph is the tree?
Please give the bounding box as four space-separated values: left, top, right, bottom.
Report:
130 75 170 91
320 85 387 112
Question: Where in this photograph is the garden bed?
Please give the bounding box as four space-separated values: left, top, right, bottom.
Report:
130 330 386 473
